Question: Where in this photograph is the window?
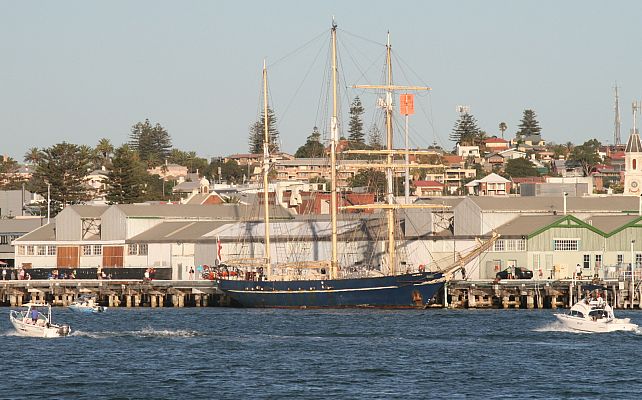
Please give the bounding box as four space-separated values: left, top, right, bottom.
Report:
553 239 579 251
47 246 56 256
516 239 526 251
595 254 602 268
637 254 642 268
583 254 590 269
0 236 8 245
93 245 102 256
128 244 138 256
634 159 637 170
82 245 92 256
139 244 148 256
26 245 34 255
618 254 624 265
506 240 515 251
37 246 46 256
493 240 505 252
18 246 25 255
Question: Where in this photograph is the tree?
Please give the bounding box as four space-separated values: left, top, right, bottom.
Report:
23 147 41 165
348 169 386 201
505 158 539 177
499 122 508 139
568 139 602 176
95 138 114 167
30 142 93 215
249 107 280 154
0 157 22 190
206 159 244 184
105 145 147 204
348 96 365 143
516 109 542 140
168 149 208 174
367 126 383 149
129 119 172 167
450 113 481 145
295 126 325 158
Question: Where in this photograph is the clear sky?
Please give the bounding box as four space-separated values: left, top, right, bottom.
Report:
2 0 642 162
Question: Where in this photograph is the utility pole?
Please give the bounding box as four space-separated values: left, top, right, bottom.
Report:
614 84 621 147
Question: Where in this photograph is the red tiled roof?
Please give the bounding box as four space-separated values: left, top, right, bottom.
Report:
484 137 508 144
414 180 444 187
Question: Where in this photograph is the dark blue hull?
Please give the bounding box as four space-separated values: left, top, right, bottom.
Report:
216 272 444 308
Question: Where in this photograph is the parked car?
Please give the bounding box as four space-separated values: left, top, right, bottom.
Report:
496 267 533 280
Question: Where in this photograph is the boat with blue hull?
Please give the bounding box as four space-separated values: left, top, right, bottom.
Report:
218 272 444 308
216 21 497 309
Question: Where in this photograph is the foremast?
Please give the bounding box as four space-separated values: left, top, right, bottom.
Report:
262 60 271 277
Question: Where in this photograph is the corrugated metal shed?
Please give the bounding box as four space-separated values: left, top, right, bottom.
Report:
14 223 56 242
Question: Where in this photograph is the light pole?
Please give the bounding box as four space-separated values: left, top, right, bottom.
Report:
47 183 51 224
631 239 636 307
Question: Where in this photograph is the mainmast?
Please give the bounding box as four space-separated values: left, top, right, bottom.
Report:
330 20 339 280
262 60 271 277
353 33 430 275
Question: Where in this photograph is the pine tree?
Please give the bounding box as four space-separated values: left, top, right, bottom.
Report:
450 113 481 145
129 119 172 167
105 145 146 204
295 126 325 158
516 109 542 140
367 126 383 149
31 142 93 215
348 96 365 143
249 107 280 154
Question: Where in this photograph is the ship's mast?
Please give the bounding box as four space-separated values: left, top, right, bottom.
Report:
330 20 339 280
262 60 271 277
353 33 430 275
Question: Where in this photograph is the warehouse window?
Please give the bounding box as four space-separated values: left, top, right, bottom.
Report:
553 239 579 251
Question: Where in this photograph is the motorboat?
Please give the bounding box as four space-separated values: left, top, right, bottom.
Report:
68 295 107 314
9 303 71 338
554 296 638 333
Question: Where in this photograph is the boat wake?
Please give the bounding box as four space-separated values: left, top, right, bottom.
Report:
534 321 583 333
71 327 202 339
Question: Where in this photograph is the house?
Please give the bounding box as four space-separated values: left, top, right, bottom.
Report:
465 173 511 196
483 137 510 152
0 218 44 267
147 163 189 181
413 180 444 197
485 153 506 170
456 144 480 158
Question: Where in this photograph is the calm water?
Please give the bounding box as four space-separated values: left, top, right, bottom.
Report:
1 307 641 399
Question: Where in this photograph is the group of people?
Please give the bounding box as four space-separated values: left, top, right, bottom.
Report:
47 269 76 280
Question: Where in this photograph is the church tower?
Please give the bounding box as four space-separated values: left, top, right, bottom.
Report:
624 107 642 195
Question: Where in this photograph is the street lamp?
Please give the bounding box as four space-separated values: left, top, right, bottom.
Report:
632 239 636 305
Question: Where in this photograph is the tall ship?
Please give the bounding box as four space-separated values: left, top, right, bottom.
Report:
216 21 497 308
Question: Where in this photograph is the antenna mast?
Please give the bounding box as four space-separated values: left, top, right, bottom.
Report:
614 84 621 146
262 60 271 276
330 19 339 280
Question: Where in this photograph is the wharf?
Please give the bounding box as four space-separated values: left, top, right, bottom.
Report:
0 278 639 309
0 279 221 308
442 278 641 310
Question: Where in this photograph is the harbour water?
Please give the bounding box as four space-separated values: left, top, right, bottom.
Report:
1 308 641 399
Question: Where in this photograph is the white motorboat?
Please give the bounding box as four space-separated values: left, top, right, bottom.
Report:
9 303 71 338
555 296 638 333
68 295 107 314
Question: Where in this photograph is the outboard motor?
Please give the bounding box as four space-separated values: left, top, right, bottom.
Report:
58 325 71 336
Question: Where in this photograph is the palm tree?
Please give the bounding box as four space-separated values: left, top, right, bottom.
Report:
96 138 114 164
24 147 41 164
499 122 508 139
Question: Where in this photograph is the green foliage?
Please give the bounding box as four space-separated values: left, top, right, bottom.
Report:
129 119 172 168
295 126 325 158
105 145 147 204
31 142 93 215
516 109 542 139
450 113 481 145
23 147 41 164
348 96 365 143
499 122 508 138
505 158 539 177
348 169 386 200
95 138 114 168
168 149 208 174
0 157 24 190
249 107 280 154
206 159 244 184
568 139 602 176
367 126 383 149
